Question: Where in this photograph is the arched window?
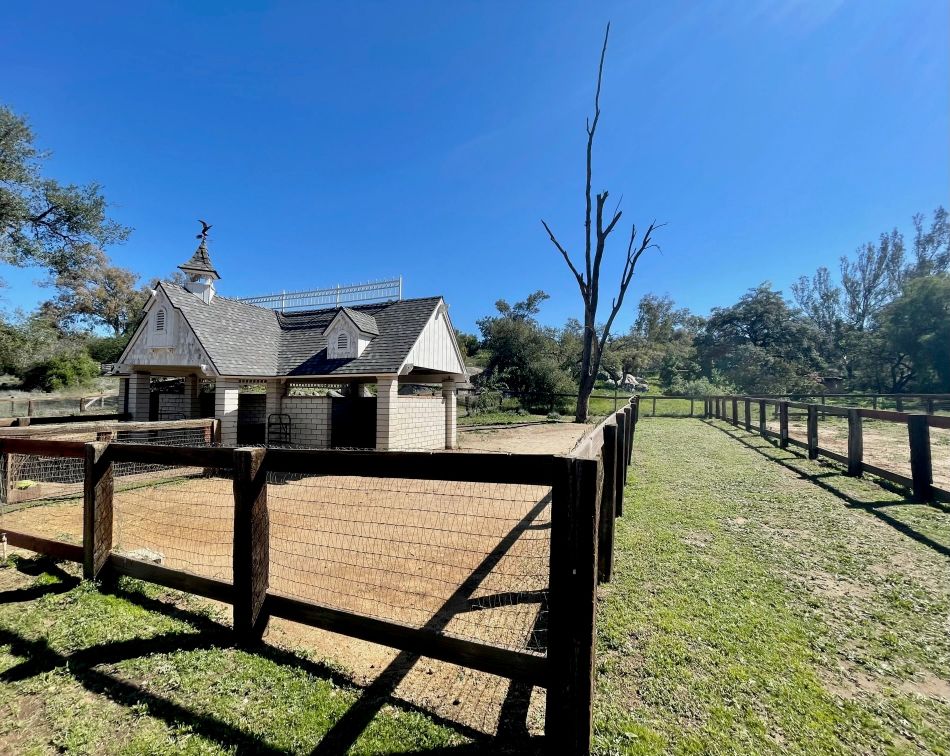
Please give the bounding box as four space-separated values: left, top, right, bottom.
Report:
337 332 349 350
155 308 166 332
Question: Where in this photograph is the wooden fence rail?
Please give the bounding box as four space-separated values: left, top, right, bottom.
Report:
704 395 948 504
0 397 640 755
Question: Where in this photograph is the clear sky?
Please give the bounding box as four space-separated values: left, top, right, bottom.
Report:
2 1 947 333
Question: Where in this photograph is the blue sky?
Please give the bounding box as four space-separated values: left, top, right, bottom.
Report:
2 1 947 333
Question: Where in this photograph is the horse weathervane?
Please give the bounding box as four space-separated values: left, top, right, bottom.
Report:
196 219 213 241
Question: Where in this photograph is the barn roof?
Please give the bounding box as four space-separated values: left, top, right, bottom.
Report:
158 282 444 377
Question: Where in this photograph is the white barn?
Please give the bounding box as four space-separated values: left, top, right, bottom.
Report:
114 236 467 450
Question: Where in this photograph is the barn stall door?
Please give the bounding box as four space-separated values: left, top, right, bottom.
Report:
237 393 266 445
331 397 377 449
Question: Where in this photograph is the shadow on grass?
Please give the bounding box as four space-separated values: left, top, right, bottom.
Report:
1 549 547 755
703 419 950 560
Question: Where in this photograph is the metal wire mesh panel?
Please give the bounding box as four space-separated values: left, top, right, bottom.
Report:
266 473 552 655
112 464 234 579
0 452 84 544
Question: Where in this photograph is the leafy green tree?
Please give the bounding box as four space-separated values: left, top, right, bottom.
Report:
878 275 950 392
840 229 904 330
0 105 130 281
908 206 949 278
697 284 825 394
476 292 574 411
42 248 148 335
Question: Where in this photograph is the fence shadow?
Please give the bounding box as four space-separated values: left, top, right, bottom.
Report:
703 419 950 559
0 552 545 754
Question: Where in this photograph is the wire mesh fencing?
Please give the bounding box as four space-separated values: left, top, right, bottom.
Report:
266 472 553 655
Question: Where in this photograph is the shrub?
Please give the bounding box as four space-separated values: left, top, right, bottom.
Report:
20 353 101 392
546 411 561 422
667 375 736 397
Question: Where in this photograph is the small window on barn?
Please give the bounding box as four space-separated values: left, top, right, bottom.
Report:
337 332 349 350
155 308 166 332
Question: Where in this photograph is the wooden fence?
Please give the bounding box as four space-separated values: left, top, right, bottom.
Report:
0 400 638 754
704 395 949 504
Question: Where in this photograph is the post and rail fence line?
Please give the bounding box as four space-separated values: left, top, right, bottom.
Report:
0 398 639 755
703 394 948 504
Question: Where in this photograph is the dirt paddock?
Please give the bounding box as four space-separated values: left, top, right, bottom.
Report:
1 436 561 735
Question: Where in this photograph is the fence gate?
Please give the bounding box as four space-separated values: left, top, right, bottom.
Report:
330 396 376 449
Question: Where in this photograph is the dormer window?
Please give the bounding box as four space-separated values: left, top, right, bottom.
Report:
337 333 349 350
155 308 166 332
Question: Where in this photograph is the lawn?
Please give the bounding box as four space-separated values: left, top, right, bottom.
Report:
595 417 950 754
0 567 473 755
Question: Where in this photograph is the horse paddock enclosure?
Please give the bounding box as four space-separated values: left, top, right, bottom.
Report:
0 403 637 753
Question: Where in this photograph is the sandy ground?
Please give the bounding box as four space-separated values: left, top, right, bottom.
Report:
0 422 602 736
458 422 590 455
1 464 555 736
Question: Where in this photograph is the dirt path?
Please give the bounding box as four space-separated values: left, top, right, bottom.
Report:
458 422 590 455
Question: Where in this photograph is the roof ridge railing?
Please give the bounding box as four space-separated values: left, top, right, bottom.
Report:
238 277 402 312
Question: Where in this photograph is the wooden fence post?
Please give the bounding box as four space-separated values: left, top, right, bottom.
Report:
907 415 933 502
233 447 269 641
597 423 618 583
628 400 637 467
652 396 656 417
779 401 789 449
615 411 626 516
731 398 738 426
926 398 935 415
83 441 114 581
689 398 694 417
545 456 599 754
896 396 904 412
807 404 819 460
846 408 863 477
758 400 766 435
744 399 752 432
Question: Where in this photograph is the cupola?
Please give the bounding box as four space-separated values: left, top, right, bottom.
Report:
179 220 220 304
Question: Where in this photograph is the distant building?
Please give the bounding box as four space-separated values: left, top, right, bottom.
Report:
114 232 466 450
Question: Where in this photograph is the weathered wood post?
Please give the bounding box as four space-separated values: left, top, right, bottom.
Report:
652 396 656 417
926 398 935 415
846 408 863 477
731 397 738 426
744 399 752 432
597 423 618 583
233 447 269 642
628 399 637 467
807 404 819 460
907 415 933 503
545 456 600 754
779 401 789 449
872 396 878 410
758 400 766 435
896 396 904 412
83 442 114 581
615 411 626 517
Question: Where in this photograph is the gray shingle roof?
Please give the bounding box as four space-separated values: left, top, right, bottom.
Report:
178 241 220 278
339 307 379 336
159 282 441 377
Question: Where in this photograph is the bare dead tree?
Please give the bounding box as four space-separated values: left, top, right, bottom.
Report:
542 23 661 422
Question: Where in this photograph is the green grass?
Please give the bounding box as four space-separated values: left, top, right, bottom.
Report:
595 418 950 754
0 566 470 754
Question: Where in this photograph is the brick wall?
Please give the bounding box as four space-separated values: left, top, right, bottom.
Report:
281 396 332 448
388 394 445 450
157 394 186 417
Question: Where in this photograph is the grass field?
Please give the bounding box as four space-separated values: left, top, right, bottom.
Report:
3 417 949 752
595 418 950 754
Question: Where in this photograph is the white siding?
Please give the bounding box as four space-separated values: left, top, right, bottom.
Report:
404 306 465 375
121 290 214 371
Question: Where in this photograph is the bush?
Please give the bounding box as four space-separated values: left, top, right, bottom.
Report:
546 411 561 422
667 375 736 397
468 390 503 415
20 353 102 392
